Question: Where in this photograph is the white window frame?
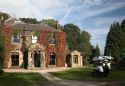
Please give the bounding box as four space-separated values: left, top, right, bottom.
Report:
32 36 38 43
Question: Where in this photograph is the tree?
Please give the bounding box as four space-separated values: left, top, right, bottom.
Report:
105 22 123 63
95 44 100 56
62 24 80 51
79 30 91 55
41 19 63 30
89 45 100 63
89 45 95 63
121 19 125 53
19 18 39 24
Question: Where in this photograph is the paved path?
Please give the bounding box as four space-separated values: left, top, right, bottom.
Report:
3 67 106 86
40 72 62 81
4 67 69 73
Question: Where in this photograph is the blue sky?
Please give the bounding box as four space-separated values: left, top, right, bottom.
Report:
0 0 125 54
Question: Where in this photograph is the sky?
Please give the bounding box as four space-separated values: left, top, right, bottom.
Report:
0 0 125 54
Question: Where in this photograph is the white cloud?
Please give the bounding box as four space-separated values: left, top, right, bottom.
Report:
69 1 125 22
42 16 55 19
85 27 109 39
84 0 106 5
0 0 68 19
93 16 125 27
60 7 73 24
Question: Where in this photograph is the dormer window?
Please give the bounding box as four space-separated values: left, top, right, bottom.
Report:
32 36 37 43
12 35 20 43
49 32 56 45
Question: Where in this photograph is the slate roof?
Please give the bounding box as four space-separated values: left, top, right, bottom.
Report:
4 18 62 32
11 23 62 32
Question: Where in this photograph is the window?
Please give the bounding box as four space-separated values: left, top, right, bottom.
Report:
73 55 78 64
12 35 20 43
11 52 19 66
32 36 37 43
49 33 56 45
49 52 56 65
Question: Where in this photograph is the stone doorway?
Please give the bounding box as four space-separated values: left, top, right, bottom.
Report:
34 50 41 67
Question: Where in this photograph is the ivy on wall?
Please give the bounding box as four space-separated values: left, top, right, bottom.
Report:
33 31 41 37
39 31 66 67
3 27 67 68
2 27 21 68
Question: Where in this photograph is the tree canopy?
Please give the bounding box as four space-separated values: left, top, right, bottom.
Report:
62 24 80 51
19 18 40 24
62 24 92 58
95 44 100 56
41 19 63 30
79 31 91 56
105 21 125 63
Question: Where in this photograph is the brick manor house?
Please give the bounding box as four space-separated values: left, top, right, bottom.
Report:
2 18 67 69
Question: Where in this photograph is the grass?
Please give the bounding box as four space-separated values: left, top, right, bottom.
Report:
0 73 48 86
51 66 125 82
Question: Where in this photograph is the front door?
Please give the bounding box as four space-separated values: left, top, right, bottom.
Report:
34 51 41 67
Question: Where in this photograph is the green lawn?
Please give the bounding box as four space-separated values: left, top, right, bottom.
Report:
0 73 48 86
51 66 125 82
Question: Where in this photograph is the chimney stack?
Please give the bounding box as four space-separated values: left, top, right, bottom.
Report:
56 20 59 29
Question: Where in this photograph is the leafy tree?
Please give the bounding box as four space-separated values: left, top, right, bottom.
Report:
62 24 80 51
79 30 91 56
19 18 39 24
41 19 63 30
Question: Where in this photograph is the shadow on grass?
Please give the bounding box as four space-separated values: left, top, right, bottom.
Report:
0 73 48 86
